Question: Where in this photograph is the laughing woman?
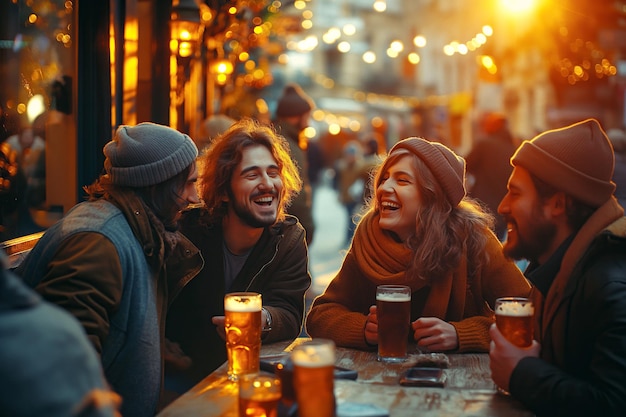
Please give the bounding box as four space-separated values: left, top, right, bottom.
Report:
306 137 530 353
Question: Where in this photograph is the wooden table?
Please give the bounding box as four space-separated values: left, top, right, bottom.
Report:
157 338 534 417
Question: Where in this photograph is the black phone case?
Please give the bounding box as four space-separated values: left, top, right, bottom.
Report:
398 367 446 387
260 356 358 380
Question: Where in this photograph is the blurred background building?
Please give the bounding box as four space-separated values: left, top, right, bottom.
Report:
1 0 626 241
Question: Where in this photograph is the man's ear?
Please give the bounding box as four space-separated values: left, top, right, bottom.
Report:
546 191 567 217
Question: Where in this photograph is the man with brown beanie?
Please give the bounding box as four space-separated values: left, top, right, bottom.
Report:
16 122 203 417
490 118 626 417
273 82 316 244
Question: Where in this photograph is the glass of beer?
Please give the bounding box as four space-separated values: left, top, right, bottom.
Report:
291 339 336 417
238 374 281 417
495 297 534 348
225 292 262 380
376 285 411 362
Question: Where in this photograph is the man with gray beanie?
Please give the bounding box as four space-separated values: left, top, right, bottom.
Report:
16 122 203 417
489 118 626 417
273 82 316 244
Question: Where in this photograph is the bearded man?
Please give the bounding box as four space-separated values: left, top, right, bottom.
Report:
490 118 626 417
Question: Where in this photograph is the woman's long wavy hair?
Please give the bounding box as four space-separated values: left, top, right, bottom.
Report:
368 149 495 282
200 117 302 223
84 163 195 230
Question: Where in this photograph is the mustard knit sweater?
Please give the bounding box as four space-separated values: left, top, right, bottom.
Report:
306 211 531 352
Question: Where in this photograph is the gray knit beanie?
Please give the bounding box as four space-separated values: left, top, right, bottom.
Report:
104 122 198 187
275 83 314 118
511 118 615 208
390 137 466 206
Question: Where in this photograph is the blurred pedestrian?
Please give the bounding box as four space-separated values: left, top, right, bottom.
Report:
273 83 316 245
335 140 379 244
307 137 529 353
166 118 311 392
335 141 365 243
16 122 203 417
0 252 121 417
3 126 45 237
7 126 46 209
466 112 517 240
360 134 385 202
196 114 235 152
490 118 626 417
0 139 19 237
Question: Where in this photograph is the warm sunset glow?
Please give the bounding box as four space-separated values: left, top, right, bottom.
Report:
500 0 535 13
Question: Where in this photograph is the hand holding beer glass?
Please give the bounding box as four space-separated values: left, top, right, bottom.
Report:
494 297 534 348
291 339 336 417
225 292 262 380
376 285 411 362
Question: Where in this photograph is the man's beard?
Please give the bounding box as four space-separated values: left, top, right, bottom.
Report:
230 193 278 229
503 212 557 263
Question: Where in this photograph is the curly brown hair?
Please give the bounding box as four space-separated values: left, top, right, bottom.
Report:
199 117 302 223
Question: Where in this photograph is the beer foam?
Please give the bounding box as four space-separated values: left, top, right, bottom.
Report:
291 342 335 367
224 295 262 312
496 301 534 316
376 292 411 302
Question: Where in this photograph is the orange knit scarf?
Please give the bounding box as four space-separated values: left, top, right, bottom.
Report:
351 211 466 320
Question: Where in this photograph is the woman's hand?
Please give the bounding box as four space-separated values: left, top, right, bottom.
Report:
364 305 378 345
412 317 458 351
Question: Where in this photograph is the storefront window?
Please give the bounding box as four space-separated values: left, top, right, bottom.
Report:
1 0 76 241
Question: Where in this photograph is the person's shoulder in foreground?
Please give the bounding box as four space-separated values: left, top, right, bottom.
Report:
0 253 120 417
490 118 626 417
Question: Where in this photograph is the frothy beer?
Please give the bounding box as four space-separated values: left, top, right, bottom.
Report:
376 285 411 362
225 293 262 379
495 297 534 348
291 340 336 417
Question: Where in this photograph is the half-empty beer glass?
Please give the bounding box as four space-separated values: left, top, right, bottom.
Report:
291 339 336 417
238 374 281 417
376 285 411 362
225 292 262 380
495 297 534 348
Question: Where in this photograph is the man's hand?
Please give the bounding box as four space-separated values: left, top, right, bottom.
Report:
163 338 192 371
412 317 458 352
364 305 378 345
489 323 540 391
212 315 226 341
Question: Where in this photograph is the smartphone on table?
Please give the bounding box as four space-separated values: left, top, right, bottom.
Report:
260 354 358 380
399 367 446 387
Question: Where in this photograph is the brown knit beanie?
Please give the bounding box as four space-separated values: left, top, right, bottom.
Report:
275 83 314 118
511 118 615 208
389 137 466 206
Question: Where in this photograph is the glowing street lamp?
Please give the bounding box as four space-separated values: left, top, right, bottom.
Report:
170 0 202 133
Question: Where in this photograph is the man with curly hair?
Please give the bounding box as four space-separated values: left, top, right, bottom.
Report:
166 118 311 392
